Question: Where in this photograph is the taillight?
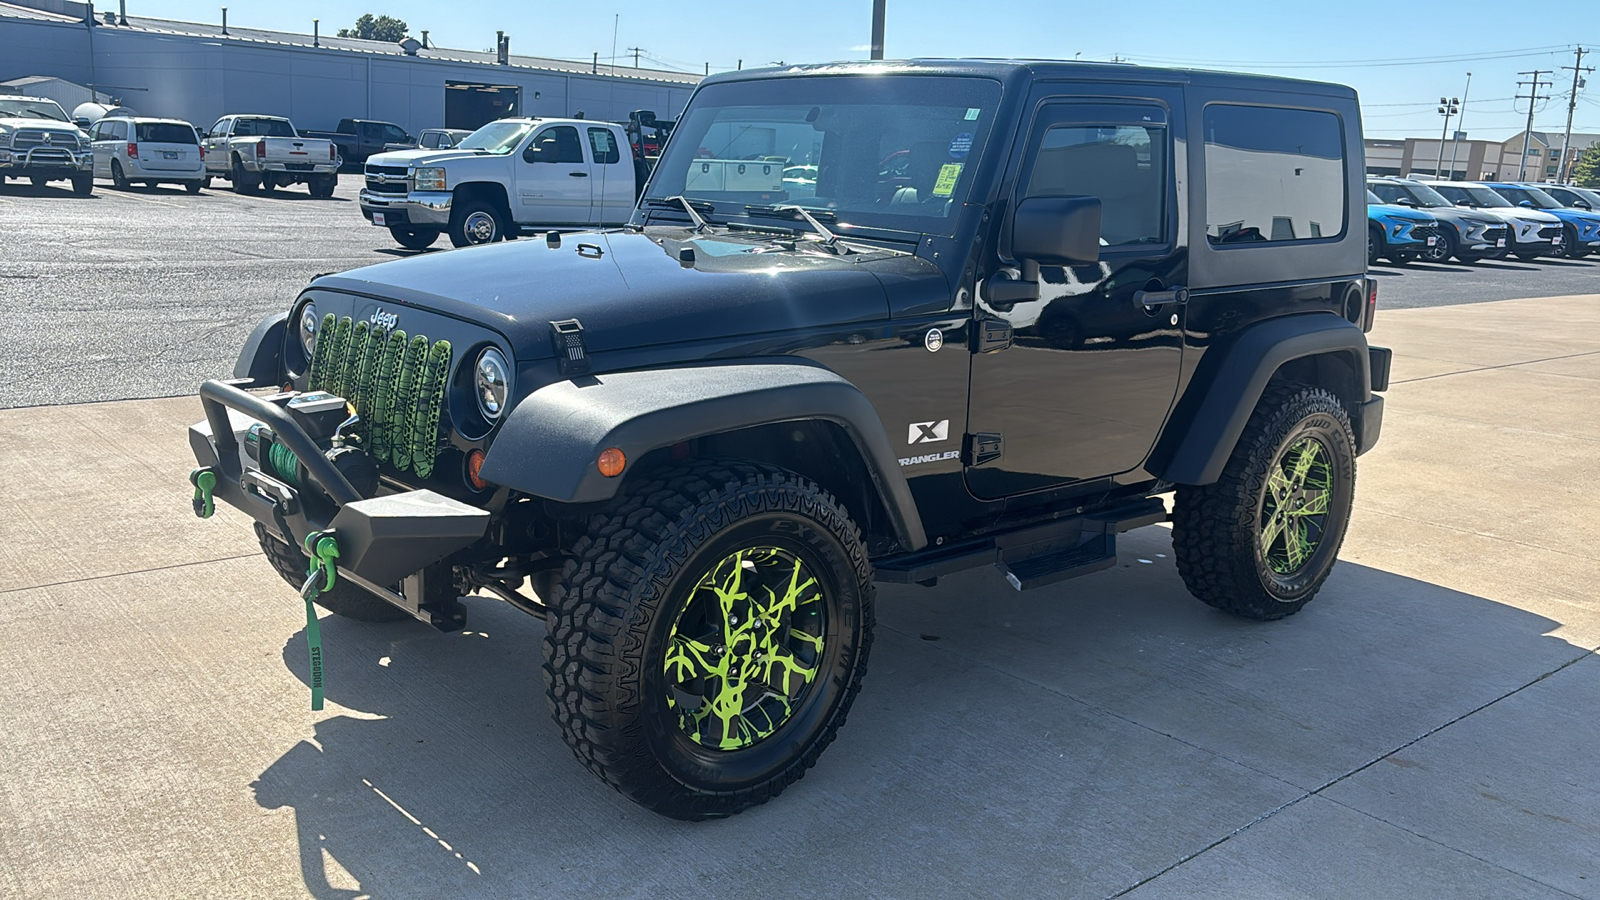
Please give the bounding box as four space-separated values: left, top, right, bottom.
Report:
199 145 206 161
329 143 336 161
255 139 266 158
1364 278 1378 333
126 142 138 159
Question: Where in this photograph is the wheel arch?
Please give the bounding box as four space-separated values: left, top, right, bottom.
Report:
233 310 287 387
1154 313 1372 486
478 360 928 553
452 181 512 217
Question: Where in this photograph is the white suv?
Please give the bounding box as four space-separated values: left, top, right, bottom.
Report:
89 117 207 193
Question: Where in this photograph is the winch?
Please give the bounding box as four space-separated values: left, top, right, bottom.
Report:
243 391 378 502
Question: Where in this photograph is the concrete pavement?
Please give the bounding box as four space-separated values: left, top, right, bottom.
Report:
0 295 1595 898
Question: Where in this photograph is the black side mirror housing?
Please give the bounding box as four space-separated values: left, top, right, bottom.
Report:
1013 195 1103 266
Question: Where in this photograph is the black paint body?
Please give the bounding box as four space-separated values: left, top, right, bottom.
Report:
237 60 1384 567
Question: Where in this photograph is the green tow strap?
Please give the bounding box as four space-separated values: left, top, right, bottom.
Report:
299 531 340 712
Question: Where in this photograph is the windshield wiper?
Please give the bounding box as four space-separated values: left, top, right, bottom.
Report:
645 196 714 233
745 204 843 251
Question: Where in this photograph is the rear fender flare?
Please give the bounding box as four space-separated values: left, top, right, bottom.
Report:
478 361 928 552
1157 314 1371 485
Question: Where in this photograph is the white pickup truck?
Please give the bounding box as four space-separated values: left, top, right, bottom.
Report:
359 118 638 249
201 115 340 198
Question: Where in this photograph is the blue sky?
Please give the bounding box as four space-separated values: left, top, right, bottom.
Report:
135 0 1599 141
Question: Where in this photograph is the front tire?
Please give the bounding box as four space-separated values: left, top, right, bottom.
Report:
390 226 440 251
447 199 507 247
255 523 411 622
1172 383 1356 620
1422 229 1454 263
1556 225 1579 259
186 179 204 194
544 460 874 820
71 174 93 196
1367 226 1384 266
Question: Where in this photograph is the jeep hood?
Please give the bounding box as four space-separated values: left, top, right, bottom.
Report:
312 230 939 360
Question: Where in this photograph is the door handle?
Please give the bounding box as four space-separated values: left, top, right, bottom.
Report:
569 172 589 177
1133 286 1188 310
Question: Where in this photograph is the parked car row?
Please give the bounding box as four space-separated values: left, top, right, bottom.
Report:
1367 176 1600 265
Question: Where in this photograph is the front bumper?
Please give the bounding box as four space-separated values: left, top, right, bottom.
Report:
190 380 488 620
0 148 92 176
359 189 453 227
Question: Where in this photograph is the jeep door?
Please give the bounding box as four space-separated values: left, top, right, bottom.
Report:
966 89 1186 499
516 124 591 225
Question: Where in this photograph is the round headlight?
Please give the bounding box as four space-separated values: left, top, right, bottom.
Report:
298 303 319 358
475 348 511 420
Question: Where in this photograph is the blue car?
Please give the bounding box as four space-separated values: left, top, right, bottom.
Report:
1367 189 1441 265
1484 181 1600 259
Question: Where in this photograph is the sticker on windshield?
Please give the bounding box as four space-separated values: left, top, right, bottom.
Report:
964 108 982 121
948 133 973 159
933 163 963 197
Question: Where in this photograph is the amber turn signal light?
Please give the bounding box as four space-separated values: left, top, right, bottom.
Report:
466 448 489 490
597 447 626 478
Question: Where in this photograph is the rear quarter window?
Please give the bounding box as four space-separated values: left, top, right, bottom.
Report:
1204 105 1346 245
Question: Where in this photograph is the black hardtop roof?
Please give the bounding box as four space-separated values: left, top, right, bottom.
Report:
700 59 1357 99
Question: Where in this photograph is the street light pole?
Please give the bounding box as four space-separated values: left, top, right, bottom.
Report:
1448 72 1471 181
870 0 885 60
1435 96 1458 178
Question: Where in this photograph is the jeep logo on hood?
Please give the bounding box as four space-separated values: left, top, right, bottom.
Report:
370 308 399 330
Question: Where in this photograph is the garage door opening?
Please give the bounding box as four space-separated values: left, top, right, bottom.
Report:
445 82 523 130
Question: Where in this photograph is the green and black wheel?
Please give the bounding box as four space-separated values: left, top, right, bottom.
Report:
1171 383 1356 620
545 460 874 820
255 523 411 623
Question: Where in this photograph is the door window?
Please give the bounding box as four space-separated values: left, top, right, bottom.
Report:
525 126 584 163
1203 104 1346 244
587 127 620 164
1023 119 1167 247
382 124 409 144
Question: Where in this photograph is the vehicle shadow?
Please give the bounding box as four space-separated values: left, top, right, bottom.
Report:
255 546 1593 898
1529 258 1597 268
253 191 352 203
1468 260 1541 272
372 247 446 258
0 182 98 198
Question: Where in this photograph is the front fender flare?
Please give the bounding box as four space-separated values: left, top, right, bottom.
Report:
1157 314 1371 486
233 310 287 387
479 361 928 552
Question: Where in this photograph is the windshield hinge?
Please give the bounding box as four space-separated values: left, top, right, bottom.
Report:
971 318 1012 354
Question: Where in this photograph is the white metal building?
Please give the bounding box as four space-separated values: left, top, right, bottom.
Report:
0 0 701 135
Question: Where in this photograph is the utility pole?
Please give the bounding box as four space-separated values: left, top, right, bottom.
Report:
627 47 645 68
870 0 885 60
1448 72 1471 181
1435 95 1459 178
1558 48 1593 183
1515 69 1552 180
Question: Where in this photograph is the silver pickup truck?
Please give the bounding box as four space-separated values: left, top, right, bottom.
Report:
201 115 340 198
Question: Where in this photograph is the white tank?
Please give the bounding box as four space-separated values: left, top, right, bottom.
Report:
72 101 137 125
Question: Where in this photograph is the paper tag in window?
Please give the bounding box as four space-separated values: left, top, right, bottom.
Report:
932 163 963 197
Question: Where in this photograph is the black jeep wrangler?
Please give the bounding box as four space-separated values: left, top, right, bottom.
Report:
190 60 1389 820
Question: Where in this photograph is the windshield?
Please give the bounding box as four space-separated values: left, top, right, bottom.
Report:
136 122 198 144
0 98 69 122
646 74 1004 235
459 121 533 154
1565 186 1600 207
1495 185 1562 209
1437 185 1512 208
1369 181 1452 209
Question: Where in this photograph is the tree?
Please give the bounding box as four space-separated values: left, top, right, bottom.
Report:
1573 145 1600 188
337 14 409 42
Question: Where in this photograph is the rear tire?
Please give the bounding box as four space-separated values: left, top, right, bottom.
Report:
447 198 507 247
30 176 48 187
390 226 440 251
255 523 411 623
545 460 874 820
110 159 130 190
308 174 337 199
1172 383 1356 620
232 157 259 194
186 179 204 194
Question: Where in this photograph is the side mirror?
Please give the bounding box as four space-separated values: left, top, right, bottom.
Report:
73 116 91 129
1394 197 1416 207
1518 199 1534 208
985 196 1103 310
1455 200 1473 207
1577 200 1592 210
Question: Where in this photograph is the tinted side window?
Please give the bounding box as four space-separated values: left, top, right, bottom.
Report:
421 132 441 149
1496 187 1531 205
1434 185 1468 205
108 120 128 141
137 123 198 144
528 126 584 163
1204 105 1345 244
383 124 409 144
1025 121 1166 247
587 127 620 164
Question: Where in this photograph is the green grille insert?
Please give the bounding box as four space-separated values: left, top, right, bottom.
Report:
298 319 452 477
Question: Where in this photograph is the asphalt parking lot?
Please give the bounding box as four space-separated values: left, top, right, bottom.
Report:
2 175 1599 408
1 177 1597 898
